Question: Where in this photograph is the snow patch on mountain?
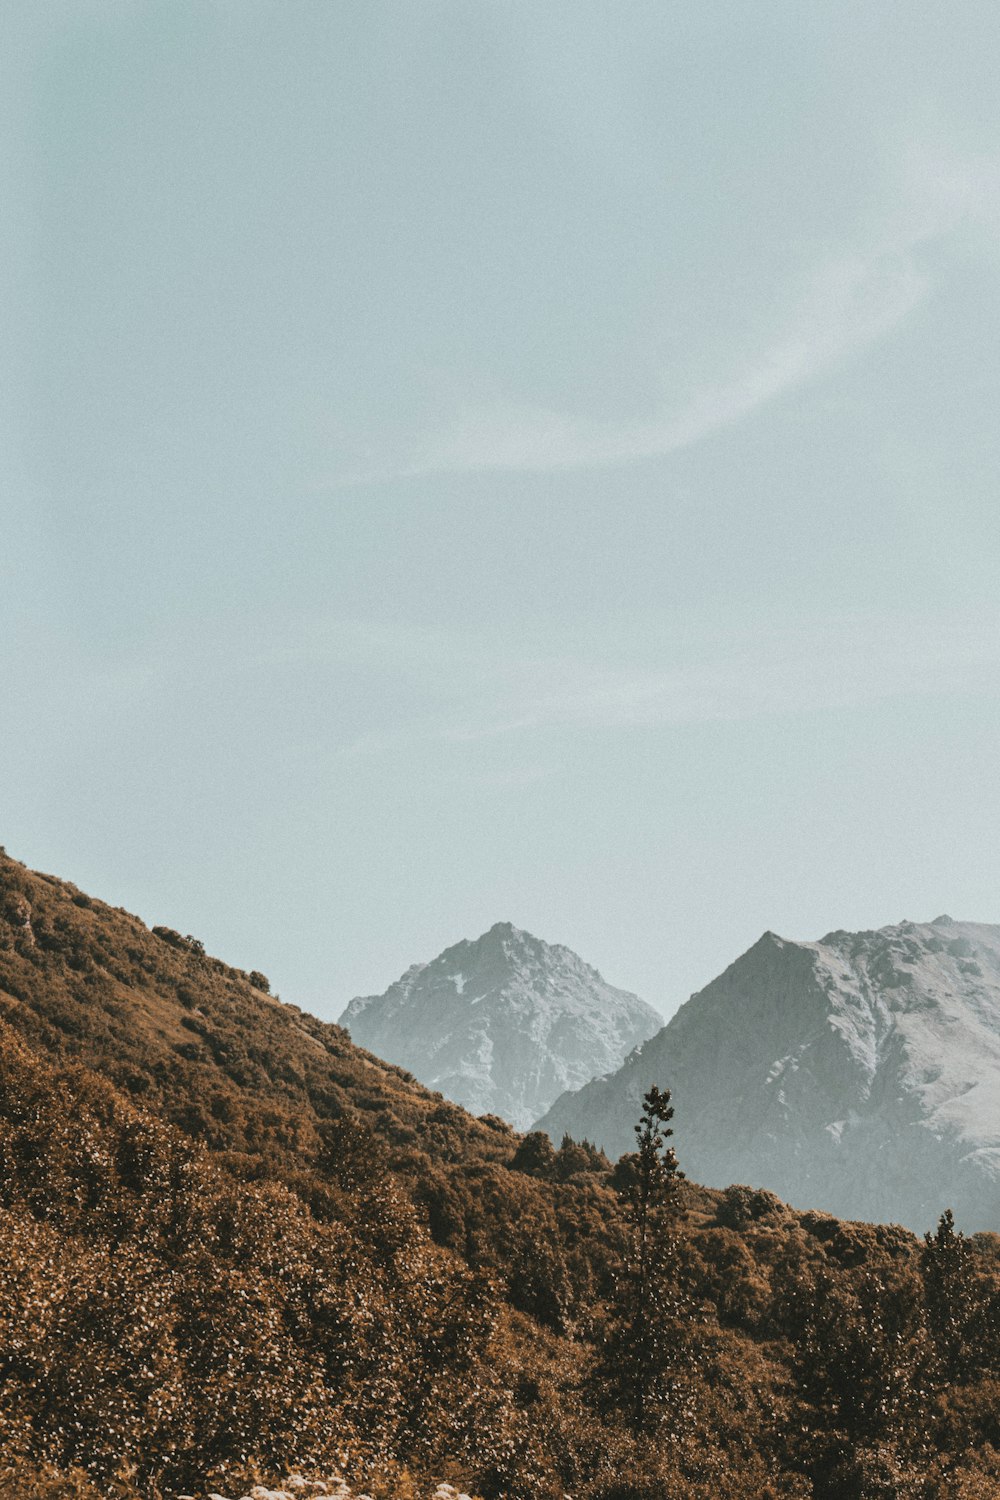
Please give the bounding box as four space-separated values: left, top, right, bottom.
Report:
535 917 1000 1231
338 922 661 1130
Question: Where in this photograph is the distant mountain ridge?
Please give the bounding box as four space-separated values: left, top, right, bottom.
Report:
535 917 1000 1231
339 922 661 1129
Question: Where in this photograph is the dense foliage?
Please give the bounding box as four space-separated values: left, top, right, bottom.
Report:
2 850 1000 1498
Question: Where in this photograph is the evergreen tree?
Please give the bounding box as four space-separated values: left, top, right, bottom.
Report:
922 1209 982 1382
594 1086 695 1436
510 1130 557 1178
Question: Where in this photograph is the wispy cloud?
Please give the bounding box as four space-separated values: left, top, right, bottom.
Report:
279 607 1000 756
339 149 997 485
411 253 927 478
60 606 999 758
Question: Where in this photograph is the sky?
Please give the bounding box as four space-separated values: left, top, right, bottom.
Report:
3 1 1000 1022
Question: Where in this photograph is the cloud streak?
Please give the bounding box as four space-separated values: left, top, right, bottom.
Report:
413 251 928 478
301 606 1000 757
338 148 996 485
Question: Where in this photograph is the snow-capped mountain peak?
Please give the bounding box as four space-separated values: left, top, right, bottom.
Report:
535 916 1000 1230
338 925 661 1130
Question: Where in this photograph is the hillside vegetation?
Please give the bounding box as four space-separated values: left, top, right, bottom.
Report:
1 850 1000 1499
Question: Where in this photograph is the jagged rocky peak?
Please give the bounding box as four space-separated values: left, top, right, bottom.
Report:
339 924 662 1131
535 915 1000 1232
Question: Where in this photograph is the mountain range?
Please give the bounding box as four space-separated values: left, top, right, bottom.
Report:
338 921 661 1129
3 847 1000 1496
537 917 1000 1231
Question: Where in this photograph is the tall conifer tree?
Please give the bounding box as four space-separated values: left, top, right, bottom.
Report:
595 1086 694 1435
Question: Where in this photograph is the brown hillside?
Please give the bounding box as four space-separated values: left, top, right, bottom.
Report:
0 847 514 1167
4 848 1000 1500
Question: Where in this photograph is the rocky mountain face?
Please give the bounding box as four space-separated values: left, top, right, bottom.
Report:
536 917 1000 1232
339 922 662 1129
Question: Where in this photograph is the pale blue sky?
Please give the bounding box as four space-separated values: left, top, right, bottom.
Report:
3 2 999 1019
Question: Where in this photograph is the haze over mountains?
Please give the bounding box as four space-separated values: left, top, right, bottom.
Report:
338 922 661 1130
537 917 1000 1232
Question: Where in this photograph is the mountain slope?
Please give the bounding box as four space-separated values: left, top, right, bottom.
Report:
9 851 1000 1497
536 918 1000 1231
339 922 661 1129
0 848 524 1171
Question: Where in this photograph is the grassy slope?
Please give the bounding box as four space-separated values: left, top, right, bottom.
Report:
2 850 1000 1500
